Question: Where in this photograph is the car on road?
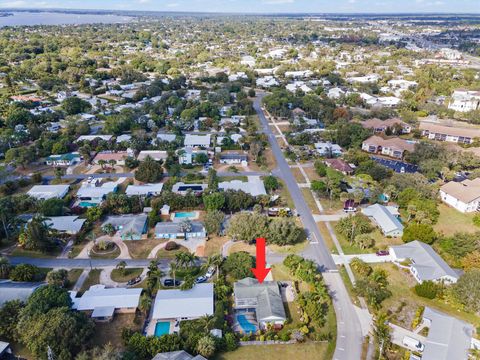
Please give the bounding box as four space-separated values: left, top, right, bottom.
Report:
376 250 390 256
195 275 208 284
163 278 181 287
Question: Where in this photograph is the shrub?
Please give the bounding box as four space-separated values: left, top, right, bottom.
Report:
414 281 439 299
165 241 178 251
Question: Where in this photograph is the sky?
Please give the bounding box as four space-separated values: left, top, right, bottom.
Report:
0 0 478 14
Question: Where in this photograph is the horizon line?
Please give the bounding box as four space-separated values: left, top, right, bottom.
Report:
1 7 480 16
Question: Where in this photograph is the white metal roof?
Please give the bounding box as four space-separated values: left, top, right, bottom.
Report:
184 134 211 147
126 183 163 196
218 177 266 197
44 216 86 234
71 285 141 311
152 283 214 320
27 185 69 200
362 204 403 234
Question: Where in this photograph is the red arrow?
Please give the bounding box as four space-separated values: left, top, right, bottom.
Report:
251 237 271 284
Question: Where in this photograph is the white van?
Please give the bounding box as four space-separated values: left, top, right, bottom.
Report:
402 336 424 352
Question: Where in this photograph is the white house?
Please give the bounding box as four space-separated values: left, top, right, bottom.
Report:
327 87 345 99
256 76 279 88
389 241 459 284
439 178 480 213
71 285 142 321
44 216 86 235
125 183 164 197
314 142 343 157
76 178 118 206
27 185 70 200
137 150 168 162
219 177 266 196
152 283 214 322
219 153 248 165
362 204 403 237
45 152 81 167
184 134 211 148
448 89 480 113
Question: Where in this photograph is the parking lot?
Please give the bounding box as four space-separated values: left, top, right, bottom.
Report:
372 156 418 173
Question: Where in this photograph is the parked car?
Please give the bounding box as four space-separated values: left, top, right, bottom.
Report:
127 276 142 286
376 250 390 256
205 266 216 278
163 278 181 287
402 336 424 352
195 275 208 284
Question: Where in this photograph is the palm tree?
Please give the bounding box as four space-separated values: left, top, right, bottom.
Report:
0 256 11 278
139 294 152 315
175 252 188 268
198 314 215 334
116 260 127 276
98 159 107 170
170 262 178 287
108 159 117 169
180 275 195 290
183 252 199 268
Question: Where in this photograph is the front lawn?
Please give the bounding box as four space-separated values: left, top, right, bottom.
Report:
156 245 190 259
204 235 229 257
301 188 321 214
10 247 60 258
215 342 332 360
79 269 101 294
332 226 402 255
66 269 84 290
125 239 161 259
111 268 143 283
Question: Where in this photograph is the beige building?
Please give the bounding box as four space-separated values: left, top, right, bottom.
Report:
420 123 480 145
440 178 480 213
361 135 415 159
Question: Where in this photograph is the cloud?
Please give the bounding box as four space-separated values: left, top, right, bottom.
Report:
262 0 294 4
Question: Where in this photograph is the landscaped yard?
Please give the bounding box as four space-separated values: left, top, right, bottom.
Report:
111 268 143 283
79 269 101 294
215 342 332 360
372 263 480 329
89 244 120 259
156 245 190 259
434 203 476 236
92 313 144 350
125 239 161 259
333 226 403 255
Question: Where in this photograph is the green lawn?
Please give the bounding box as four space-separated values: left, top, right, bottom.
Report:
66 269 83 290
125 239 160 259
156 245 190 259
111 268 143 283
333 227 402 255
434 203 476 237
10 247 60 258
372 263 480 329
215 342 332 360
89 245 120 259
79 269 101 294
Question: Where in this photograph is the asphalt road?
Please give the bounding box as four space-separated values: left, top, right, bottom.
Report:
8 256 162 268
254 94 363 360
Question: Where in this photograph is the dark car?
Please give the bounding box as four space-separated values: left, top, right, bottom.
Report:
376 250 390 256
163 278 181 287
195 275 208 284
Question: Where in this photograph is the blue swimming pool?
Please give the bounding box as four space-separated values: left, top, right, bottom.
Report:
236 314 257 334
79 201 97 207
154 321 170 337
174 211 197 219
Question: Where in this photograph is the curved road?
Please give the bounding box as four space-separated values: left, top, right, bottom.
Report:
254 94 363 360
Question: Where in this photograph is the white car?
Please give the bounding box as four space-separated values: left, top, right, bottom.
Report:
205 266 216 278
402 336 424 352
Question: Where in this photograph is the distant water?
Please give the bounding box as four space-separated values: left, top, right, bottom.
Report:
0 12 133 27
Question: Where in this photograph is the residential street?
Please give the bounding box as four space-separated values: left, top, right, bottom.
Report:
254 94 364 360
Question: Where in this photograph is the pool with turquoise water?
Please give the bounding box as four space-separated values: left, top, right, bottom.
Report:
174 211 196 219
154 321 170 337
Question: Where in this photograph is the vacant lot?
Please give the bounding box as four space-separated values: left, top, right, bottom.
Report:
111 268 143 283
125 239 160 259
92 313 144 350
434 204 476 236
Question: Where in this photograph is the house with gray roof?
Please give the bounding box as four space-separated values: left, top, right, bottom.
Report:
219 153 248 165
152 351 206 360
125 183 163 197
102 214 148 240
44 216 86 235
390 241 459 284
420 307 474 360
184 134 211 148
171 182 208 195
154 221 206 240
70 284 142 322
362 204 403 237
156 133 177 143
0 280 43 306
152 283 214 322
27 184 70 200
219 177 266 197
233 278 286 330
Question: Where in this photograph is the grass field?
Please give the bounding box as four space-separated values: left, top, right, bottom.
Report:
111 268 143 283
301 188 321 214
10 247 60 258
216 342 332 360
156 245 190 259
291 167 306 183
434 203 476 236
